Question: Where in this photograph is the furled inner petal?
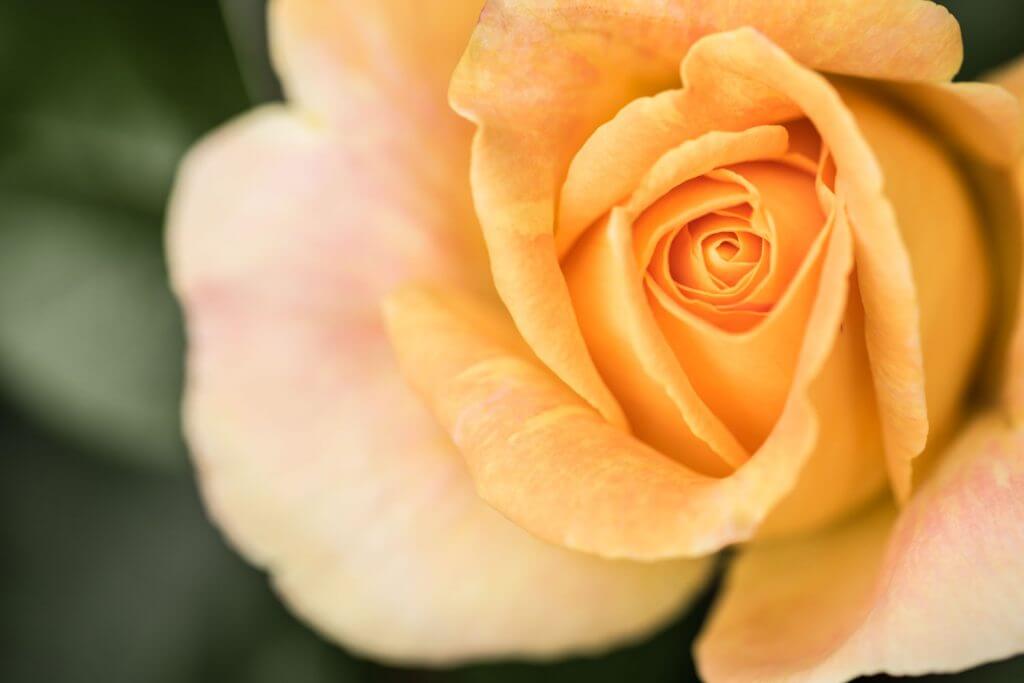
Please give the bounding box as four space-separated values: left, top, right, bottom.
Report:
638 157 827 340
563 126 797 474
567 121 836 459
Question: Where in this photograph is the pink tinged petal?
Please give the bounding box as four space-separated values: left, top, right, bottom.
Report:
271 0 486 113
270 0 490 285
696 413 1024 682
168 109 712 663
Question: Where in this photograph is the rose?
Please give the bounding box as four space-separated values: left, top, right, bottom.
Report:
167 1 1024 680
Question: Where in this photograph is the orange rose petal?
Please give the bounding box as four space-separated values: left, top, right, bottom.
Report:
991 54 1024 105
756 287 889 538
839 83 996 489
880 79 1021 166
564 207 745 475
682 31 931 503
561 29 929 527
556 0 961 251
169 109 712 663
563 29 934 503
649 210 832 456
567 122 837 458
696 414 1024 682
557 64 799 259
385 200 852 559
562 126 789 474
979 63 1024 422
452 0 960 427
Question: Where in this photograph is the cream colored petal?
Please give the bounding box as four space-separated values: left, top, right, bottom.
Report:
270 0 489 284
696 413 1024 682
271 0 484 112
168 107 711 663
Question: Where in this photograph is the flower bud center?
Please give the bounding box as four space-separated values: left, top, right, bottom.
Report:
637 156 829 333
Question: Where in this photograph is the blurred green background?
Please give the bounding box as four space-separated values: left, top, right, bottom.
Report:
1 2 1022 682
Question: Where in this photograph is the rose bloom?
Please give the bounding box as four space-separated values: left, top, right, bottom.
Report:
167 1 1024 680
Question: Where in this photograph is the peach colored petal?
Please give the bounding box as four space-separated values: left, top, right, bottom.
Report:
555 0 961 250
385 196 852 559
271 0 489 285
838 82 998 489
986 58 1024 422
696 413 1024 682
756 288 888 538
562 127 791 475
450 0 959 427
679 32 931 504
646 161 829 452
168 107 712 663
271 0 484 112
873 74 1024 457
564 207 747 476
988 54 1024 125
560 29 933 532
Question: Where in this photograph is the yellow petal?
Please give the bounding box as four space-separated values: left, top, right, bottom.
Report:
450 0 959 427
696 413 1024 681
168 108 711 663
385 190 851 559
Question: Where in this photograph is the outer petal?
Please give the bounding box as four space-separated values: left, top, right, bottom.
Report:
696 413 1024 682
168 108 711 663
271 0 490 284
272 0 485 111
988 56 1024 421
450 0 959 424
988 54 1024 126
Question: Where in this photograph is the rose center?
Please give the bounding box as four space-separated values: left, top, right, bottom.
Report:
671 215 768 292
636 158 827 333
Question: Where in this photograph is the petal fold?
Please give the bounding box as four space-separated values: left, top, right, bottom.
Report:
987 58 1024 422
450 0 959 427
697 413 1024 682
385 191 852 559
168 107 710 663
